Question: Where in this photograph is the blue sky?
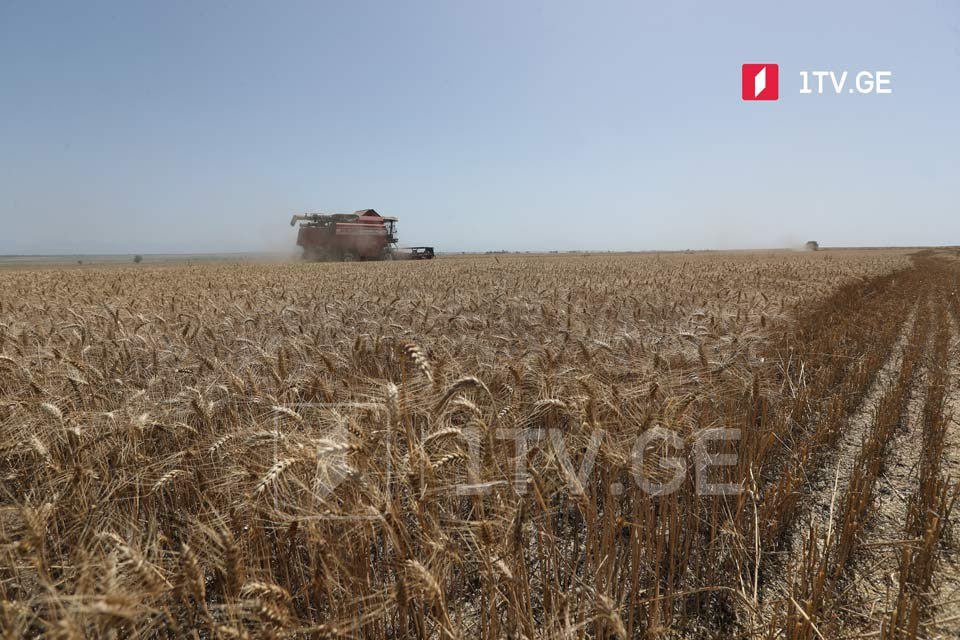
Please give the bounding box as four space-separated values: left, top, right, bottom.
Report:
1 1 957 253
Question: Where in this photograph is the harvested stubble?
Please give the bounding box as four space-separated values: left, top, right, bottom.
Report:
2 249 958 639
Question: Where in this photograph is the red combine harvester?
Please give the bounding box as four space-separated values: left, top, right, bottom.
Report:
289 209 434 262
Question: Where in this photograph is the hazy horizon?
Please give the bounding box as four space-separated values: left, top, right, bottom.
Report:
0 243 953 259
2 1 958 254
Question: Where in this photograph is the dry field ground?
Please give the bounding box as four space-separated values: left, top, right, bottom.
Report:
2 249 960 639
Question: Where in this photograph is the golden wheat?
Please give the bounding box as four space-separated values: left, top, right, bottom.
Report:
3 249 959 639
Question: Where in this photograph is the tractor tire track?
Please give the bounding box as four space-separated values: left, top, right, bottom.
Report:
758 301 920 630
837 266 960 638
834 298 932 637
923 306 960 639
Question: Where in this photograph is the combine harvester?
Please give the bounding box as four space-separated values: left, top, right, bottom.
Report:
289 209 434 262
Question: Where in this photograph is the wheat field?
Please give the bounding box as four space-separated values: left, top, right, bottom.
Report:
2 249 960 639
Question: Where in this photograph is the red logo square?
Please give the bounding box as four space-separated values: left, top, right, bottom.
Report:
742 64 779 100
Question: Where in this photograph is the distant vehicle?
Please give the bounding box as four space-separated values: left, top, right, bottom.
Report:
289 209 435 261
805 241 820 251
397 246 435 260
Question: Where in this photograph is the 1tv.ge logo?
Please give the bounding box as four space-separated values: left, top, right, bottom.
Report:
742 63 779 100
742 63 893 100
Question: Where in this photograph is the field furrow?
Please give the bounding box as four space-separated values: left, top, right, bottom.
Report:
838 298 934 637
759 300 920 631
922 294 960 638
788 255 960 639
